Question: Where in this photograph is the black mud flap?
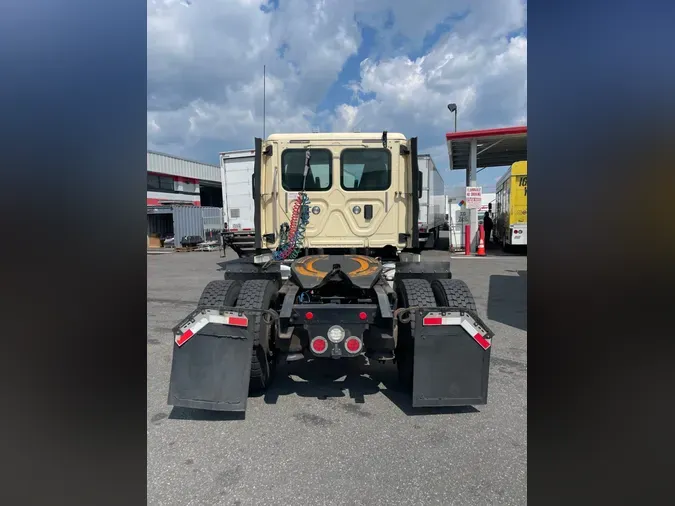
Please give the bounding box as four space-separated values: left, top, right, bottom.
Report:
411 308 494 408
167 307 260 412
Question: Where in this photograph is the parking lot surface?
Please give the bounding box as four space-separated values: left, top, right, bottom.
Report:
148 239 527 506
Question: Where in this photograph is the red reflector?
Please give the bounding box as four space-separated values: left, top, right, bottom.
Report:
305 311 314 320
230 228 238 231
423 317 442 326
243 228 252 231
359 311 367 320
473 333 491 350
176 329 194 346
345 337 361 353
311 338 326 353
228 316 248 327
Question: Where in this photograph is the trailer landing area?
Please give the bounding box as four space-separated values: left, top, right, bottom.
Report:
147 244 527 506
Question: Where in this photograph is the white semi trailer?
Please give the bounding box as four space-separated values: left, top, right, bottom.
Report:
219 149 257 255
417 154 445 248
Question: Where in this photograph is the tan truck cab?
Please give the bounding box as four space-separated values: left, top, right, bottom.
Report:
256 131 422 254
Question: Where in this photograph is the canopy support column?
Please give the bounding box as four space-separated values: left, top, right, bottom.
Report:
466 138 478 252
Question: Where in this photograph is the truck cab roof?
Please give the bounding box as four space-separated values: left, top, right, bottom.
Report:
266 132 407 142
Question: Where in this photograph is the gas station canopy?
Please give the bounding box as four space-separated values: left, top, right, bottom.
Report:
446 126 527 170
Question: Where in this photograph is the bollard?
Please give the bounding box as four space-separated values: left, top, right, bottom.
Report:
464 224 471 255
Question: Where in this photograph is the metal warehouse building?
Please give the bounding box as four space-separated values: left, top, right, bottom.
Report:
147 150 222 207
147 150 224 248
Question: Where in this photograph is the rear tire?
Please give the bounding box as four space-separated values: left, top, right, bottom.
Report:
235 279 279 392
430 279 477 311
395 278 436 391
197 280 241 309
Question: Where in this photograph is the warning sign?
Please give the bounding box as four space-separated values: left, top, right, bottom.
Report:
465 186 482 209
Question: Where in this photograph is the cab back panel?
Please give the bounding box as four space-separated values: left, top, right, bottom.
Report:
260 137 411 249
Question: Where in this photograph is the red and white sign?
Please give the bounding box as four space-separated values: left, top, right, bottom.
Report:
422 312 491 350
465 186 482 209
175 311 248 347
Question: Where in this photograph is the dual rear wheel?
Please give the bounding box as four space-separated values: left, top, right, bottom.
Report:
197 278 278 394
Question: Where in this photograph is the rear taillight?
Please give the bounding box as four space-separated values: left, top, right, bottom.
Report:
310 336 328 354
345 336 363 354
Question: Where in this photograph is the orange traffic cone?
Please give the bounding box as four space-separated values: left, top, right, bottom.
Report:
476 225 486 256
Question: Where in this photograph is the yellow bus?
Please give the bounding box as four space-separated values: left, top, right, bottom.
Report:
493 161 527 249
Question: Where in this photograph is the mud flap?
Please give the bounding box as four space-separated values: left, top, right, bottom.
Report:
167 308 256 412
411 308 494 407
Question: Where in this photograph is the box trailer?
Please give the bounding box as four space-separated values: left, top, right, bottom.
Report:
219 149 257 255
417 154 445 248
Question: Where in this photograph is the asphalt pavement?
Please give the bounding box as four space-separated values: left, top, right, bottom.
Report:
147 235 527 506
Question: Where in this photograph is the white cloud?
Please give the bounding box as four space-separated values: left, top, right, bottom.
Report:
332 34 527 139
147 0 527 170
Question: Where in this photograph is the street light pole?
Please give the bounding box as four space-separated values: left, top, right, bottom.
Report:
447 103 457 132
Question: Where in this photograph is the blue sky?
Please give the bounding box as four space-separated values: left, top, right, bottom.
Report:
148 0 527 190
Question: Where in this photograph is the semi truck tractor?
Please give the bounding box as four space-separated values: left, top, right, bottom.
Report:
168 132 494 413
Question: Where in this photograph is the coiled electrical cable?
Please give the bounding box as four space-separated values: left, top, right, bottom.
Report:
272 192 311 260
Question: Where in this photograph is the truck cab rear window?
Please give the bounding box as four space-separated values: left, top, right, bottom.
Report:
281 149 332 191
340 148 391 191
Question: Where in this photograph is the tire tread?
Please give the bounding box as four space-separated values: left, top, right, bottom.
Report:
197 280 241 309
431 279 477 311
235 279 278 390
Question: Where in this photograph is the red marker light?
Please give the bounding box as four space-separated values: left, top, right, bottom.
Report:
305 311 314 320
359 312 367 320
